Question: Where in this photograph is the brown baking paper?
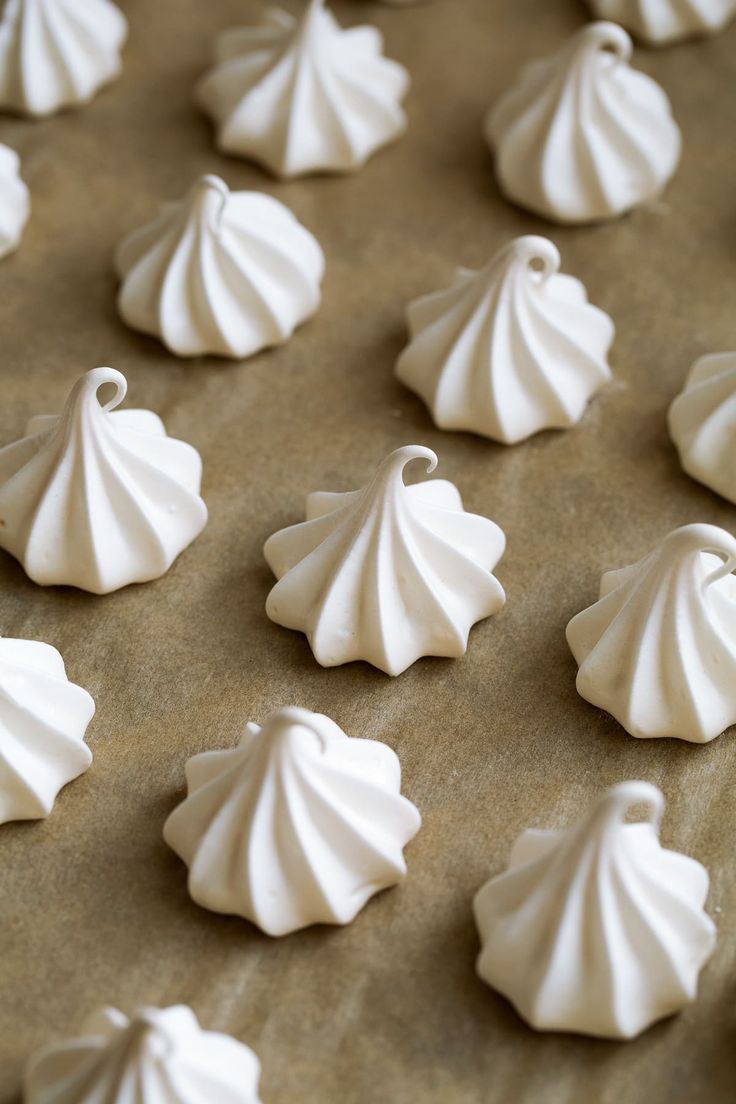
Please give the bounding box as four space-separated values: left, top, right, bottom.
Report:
1 1 735 1101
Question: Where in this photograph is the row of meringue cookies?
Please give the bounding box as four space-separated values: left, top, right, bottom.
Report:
2 1 725 275
2 357 736 674
0 0 410 266
15 776 718 1097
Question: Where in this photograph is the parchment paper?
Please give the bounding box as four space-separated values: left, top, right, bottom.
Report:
1 1 735 1101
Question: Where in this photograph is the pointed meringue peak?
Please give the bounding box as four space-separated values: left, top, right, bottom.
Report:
396 235 614 444
263 445 506 675
668 352 736 505
0 143 30 259
24 1004 263 1104
473 781 716 1039
0 0 127 118
187 173 230 227
588 0 736 44
195 0 409 177
567 522 736 742
0 367 207 593
163 706 421 936
115 174 324 359
485 21 681 223
0 635 94 824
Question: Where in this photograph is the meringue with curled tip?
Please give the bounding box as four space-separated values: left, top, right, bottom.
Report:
263 445 506 675
588 0 735 44
668 353 736 504
0 635 94 824
24 1004 263 1104
0 0 127 117
115 174 324 358
195 0 409 177
0 143 29 258
163 706 421 936
566 523 736 742
0 367 207 593
473 781 716 1039
396 236 614 444
485 21 681 223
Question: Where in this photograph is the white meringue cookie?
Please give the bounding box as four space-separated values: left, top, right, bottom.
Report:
0 367 207 594
263 445 506 676
396 236 614 444
24 1005 262 1104
0 0 127 118
588 0 735 43
195 0 409 177
668 353 736 504
485 22 681 223
0 636 94 824
163 706 421 937
474 781 716 1039
115 174 324 359
0 143 29 258
567 523 736 742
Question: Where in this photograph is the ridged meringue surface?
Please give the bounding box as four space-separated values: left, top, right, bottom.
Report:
0 367 207 593
588 0 736 43
668 353 736 504
24 1005 262 1104
474 781 716 1039
485 21 681 223
163 706 421 936
396 236 614 443
0 636 94 823
195 0 409 177
567 523 736 742
263 445 506 675
0 143 29 258
0 0 127 117
116 174 324 358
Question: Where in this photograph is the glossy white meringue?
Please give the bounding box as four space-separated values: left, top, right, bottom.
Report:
263 445 506 675
668 353 736 504
0 143 29 258
588 0 735 43
24 1005 262 1104
396 236 614 444
0 636 94 824
0 367 207 594
195 0 409 177
473 781 716 1039
164 706 421 936
116 175 324 358
0 0 127 117
567 523 736 742
485 21 681 223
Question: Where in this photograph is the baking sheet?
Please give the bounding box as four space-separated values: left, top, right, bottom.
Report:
1 0 736 1100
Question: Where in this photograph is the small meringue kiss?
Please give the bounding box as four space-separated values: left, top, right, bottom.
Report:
115 175 324 358
0 635 94 824
24 1005 263 1104
163 706 421 936
485 22 681 223
196 0 409 177
588 0 736 44
0 143 30 258
668 353 736 505
263 445 506 675
396 236 614 443
567 523 736 742
0 367 207 593
0 0 127 117
474 781 716 1039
